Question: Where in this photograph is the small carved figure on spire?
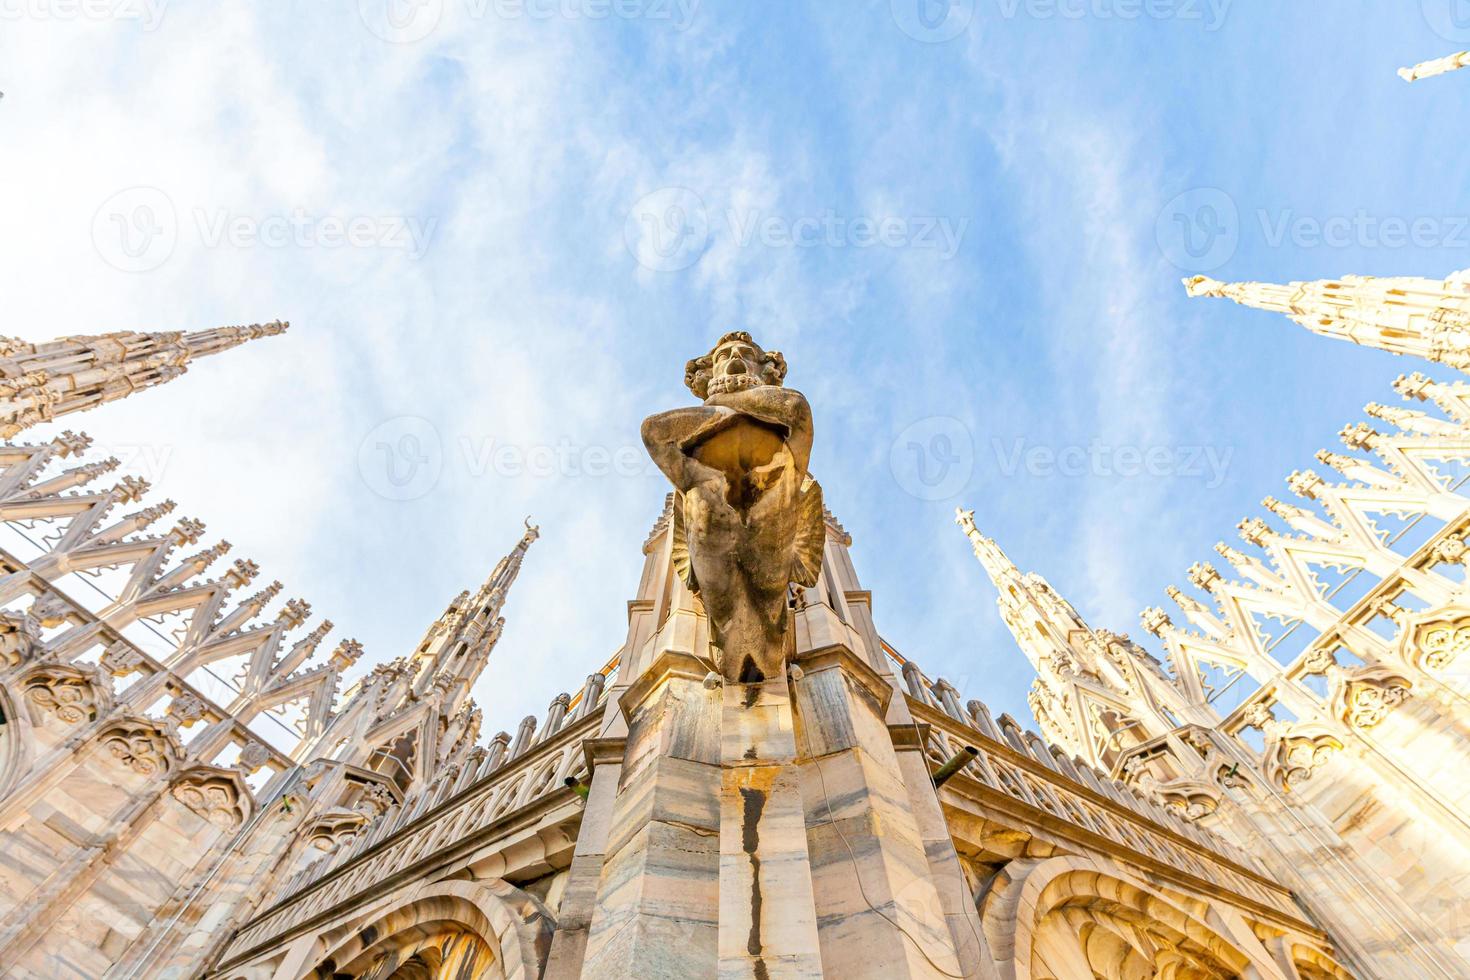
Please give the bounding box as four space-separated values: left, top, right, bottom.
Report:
641 331 824 686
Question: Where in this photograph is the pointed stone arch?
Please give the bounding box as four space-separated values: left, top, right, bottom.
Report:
304 878 552 980
979 855 1284 980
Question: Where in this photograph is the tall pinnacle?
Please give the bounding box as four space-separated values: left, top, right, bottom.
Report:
1399 51 1470 83
1184 272 1470 372
411 518 540 705
955 507 1090 669
0 321 288 438
955 507 1025 589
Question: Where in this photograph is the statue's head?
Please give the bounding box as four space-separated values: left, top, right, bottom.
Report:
684 331 787 400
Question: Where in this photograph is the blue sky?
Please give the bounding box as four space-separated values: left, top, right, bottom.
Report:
4 0 1469 731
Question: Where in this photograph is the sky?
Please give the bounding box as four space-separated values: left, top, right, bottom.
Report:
3 0 1469 734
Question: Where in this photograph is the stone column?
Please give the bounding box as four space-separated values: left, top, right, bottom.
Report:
580 638 722 979
543 738 625 979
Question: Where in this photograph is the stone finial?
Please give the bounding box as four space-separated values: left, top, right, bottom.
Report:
1337 423 1378 451
1286 470 1324 499
1433 535 1467 566
1140 606 1172 637
1237 516 1271 546
1186 562 1222 593
1393 372 1432 401
1398 50 1470 83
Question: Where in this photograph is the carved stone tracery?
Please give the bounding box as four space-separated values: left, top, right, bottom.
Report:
23 668 106 726
171 767 251 831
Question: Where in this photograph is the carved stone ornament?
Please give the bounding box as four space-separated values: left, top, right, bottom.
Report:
99 641 145 677
305 809 368 851
101 719 178 777
166 693 207 728
236 740 271 773
1415 614 1470 671
27 593 72 629
0 608 44 668
24 666 107 725
641 331 824 685
354 780 395 817
172 768 250 831
1332 669 1412 730
1266 731 1342 792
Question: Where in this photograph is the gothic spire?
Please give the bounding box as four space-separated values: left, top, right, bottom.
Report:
955 507 1089 666
955 507 1181 769
410 519 540 706
0 320 288 438
1183 272 1470 372
954 506 1024 590
1398 50 1470 83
